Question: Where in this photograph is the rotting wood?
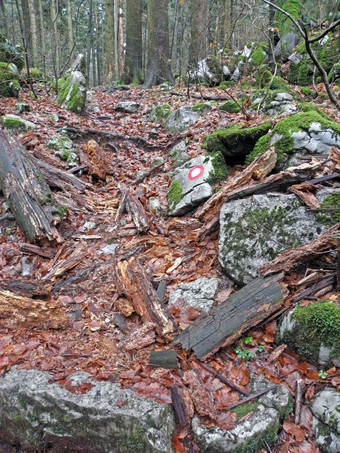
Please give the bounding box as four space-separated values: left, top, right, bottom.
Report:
170 386 188 428
259 223 340 277
295 379 304 425
124 185 150 233
114 257 177 336
197 361 249 396
0 290 68 329
194 148 277 224
293 275 335 302
149 350 178 369
118 321 157 351
173 273 286 360
267 344 287 363
225 385 277 411
0 131 61 242
290 186 320 209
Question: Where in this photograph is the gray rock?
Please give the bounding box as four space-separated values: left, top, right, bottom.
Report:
99 243 119 255
151 156 164 169
169 278 220 313
1 114 36 132
288 52 303 65
170 141 190 169
148 196 161 215
114 101 140 113
84 221 96 231
193 375 291 452
57 54 87 113
20 256 31 277
312 389 340 453
165 106 199 134
15 102 30 113
274 32 299 62
219 191 331 284
47 134 79 167
262 92 297 117
0 368 175 453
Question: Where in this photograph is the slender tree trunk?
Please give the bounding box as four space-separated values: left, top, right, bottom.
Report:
113 0 119 79
188 0 208 70
67 0 74 63
28 0 38 67
125 0 143 82
268 0 276 71
36 0 46 76
223 0 232 49
118 0 124 76
21 0 34 67
0 0 8 36
50 0 60 77
104 0 115 83
87 0 93 84
144 0 174 88
95 6 101 85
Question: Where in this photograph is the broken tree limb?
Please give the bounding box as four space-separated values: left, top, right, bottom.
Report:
259 223 340 277
173 273 286 360
114 258 177 336
0 131 61 242
194 148 277 224
0 290 68 329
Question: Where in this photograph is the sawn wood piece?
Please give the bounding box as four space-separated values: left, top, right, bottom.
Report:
173 273 286 360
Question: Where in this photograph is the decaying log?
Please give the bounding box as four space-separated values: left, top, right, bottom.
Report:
259 223 340 277
290 185 320 210
114 258 177 335
294 379 304 425
116 184 150 233
0 280 52 298
119 321 156 351
0 131 60 242
293 275 335 302
194 148 277 224
0 290 68 329
173 273 286 360
149 350 178 369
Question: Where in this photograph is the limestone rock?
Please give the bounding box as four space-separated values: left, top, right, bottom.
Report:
1 114 35 132
15 102 30 113
57 54 87 113
169 278 220 313
252 92 297 117
0 61 20 97
218 190 334 284
193 375 291 452
0 368 175 453
312 389 340 453
167 152 228 216
148 196 161 215
47 134 79 167
165 106 199 134
274 32 300 62
114 101 140 113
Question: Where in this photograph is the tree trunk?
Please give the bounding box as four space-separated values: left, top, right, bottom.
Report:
144 0 174 88
124 0 143 82
0 0 8 37
21 0 34 66
50 0 60 77
223 0 232 49
268 0 276 71
28 0 38 67
66 0 74 63
0 131 60 243
188 0 208 70
104 0 115 82
37 0 46 73
87 0 93 84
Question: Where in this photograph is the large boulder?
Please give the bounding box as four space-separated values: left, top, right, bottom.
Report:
165 106 200 134
57 54 87 113
218 189 337 285
193 375 291 452
203 122 272 162
0 368 175 453
251 91 297 117
312 388 340 453
274 32 300 62
0 61 20 97
278 300 340 368
246 111 340 169
167 152 228 216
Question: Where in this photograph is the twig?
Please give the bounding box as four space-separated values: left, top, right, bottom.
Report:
294 379 304 425
197 361 249 396
225 385 277 411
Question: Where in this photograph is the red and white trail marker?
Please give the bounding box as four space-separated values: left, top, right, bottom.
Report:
188 165 204 180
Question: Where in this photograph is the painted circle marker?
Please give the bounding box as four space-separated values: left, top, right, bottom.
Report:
188 165 204 180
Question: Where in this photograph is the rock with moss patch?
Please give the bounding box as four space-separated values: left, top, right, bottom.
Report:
0 61 20 97
0 33 24 70
193 374 291 453
1 114 35 132
246 111 340 169
278 299 340 368
252 91 297 117
274 32 299 62
114 101 140 113
148 103 171 123
192 103 211 115
57 54 86 113
165 106 199 134
312 388 340 453
170 140 190 169
15 102 30 113
167 152 228 216
219 101 242 113
219 190 334 285
203 122 271 162
0 368 175 453
169 278 220 313
47 134 79 167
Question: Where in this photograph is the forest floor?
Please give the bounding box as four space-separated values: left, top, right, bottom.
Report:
0 81 340 452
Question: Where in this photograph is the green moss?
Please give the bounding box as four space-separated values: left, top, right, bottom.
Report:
150 104 171 122
296 102 330 119
0 62 20 97
219 100 241 113
205 151 228 185
56 205 68 220
250 44 268 67
118 426 148 452
257 70 290 92
232 401 260 422
275 0 301 35
232 420 279 453
65 82 84 113
245 134 270 164
57 73 72 104
192 102 211 115
219 80 235 89
300 87 314 96
291 300 340 364
1 114 35 131
203 122 272 157
167 180 183 212
315 192 340 227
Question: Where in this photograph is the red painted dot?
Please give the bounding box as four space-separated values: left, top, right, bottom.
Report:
188 165 204 180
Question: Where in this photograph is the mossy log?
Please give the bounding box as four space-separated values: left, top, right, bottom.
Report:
0 131 60 242
173 273 286 360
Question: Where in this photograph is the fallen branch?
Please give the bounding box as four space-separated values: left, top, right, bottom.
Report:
225 385 277 411
197 361 249 396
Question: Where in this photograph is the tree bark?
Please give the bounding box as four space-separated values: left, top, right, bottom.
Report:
124 0 143 82
0 131 60 243
21 0 34 66
188 0 208 70
144 0 174 88
67 0 74 63
104 0 116 82
173 273 286 360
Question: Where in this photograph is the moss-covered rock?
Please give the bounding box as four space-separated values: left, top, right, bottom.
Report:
0 32 24 70
192 102 211 115
257 70 291 92
219 100 242 113
279 300 340 367
47 134 79 167
148 104 171 122
203 122 272 161
0 61 20 97
20 67 43 83
1 114 35 131
246 111 340 169
57 54 86 113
